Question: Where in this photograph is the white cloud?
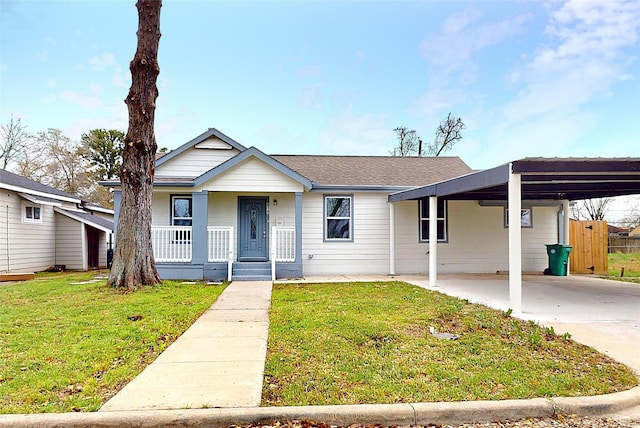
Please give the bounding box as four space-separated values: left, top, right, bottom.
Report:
502 0 640 127
88 52 116 72
298 63 323 78
297 82 323 110
111 66 129 88
317 105 392 155
46 78 57 88
420 7 532 74
60 90 102 110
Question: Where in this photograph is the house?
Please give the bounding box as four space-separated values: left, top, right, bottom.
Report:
100 128 640 291
0 169 114 273
608 224 630 236
630 225 640 237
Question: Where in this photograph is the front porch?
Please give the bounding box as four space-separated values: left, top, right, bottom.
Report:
151 225 299 281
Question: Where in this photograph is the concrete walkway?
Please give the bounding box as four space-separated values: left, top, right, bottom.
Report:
100 280 272 411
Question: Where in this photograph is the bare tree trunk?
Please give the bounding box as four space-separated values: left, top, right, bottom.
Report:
108 0 162 289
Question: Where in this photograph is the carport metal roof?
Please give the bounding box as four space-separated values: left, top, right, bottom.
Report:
389 157 640 202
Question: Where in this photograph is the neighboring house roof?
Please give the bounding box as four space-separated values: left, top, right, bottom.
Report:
54 208 114 233
608 225 630 235
630 225 640 236
272 155 474 188
0 168 80 203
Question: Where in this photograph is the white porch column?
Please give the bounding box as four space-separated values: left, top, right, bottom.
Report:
429 196 438 288
508 167 522 313
389 202 396 275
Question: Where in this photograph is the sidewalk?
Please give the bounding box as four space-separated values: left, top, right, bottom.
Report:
100 280 273 411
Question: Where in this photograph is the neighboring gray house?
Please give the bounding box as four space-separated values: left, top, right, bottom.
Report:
0 169 114 273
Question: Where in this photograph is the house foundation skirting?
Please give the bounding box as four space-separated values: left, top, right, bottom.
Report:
156 261 302 281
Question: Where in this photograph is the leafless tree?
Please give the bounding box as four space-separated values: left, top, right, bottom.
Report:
108 0 162 289
572 198 613 221
0 115 30 170
426 112 465 157
390 126 420 156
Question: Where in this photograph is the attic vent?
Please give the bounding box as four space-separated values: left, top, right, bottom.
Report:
194 138 233 150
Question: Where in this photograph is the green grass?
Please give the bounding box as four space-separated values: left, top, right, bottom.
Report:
608 252 640 280
263 281 637 406
0 271 225 414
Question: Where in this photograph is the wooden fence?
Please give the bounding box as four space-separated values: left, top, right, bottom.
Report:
569 220 608 274
609 236 640 254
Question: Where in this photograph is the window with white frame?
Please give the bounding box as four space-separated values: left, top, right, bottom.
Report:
22 203 42 224
324 195 352 241
419 199 447 242
171 195 192 242
171 195 192 226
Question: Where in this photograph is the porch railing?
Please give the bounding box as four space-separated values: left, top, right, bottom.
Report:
151 226 192 263
208 226 234 281
271 226 296 280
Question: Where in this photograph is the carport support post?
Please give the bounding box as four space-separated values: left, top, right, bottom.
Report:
429 196 438 288
508 168 522 313
562 199 570 274
389 202 396 275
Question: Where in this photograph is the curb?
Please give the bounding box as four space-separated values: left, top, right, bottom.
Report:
1 386 639 428
551 385 640 416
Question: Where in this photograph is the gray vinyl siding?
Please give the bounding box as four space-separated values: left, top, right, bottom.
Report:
0 191 56 272
55 213 85 270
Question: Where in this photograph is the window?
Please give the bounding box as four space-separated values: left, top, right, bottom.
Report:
23 203 42 224
171 196 192 226
324 195 352 241
504 208 532 228
419 199 447 242
171 195 192 242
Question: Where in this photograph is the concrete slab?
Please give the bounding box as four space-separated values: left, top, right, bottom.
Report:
180 321 269 339
100 280 272 412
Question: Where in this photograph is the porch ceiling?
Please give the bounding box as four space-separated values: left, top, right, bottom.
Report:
388 157 640 202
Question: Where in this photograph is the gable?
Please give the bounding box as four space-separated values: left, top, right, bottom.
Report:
200 157 305 192
155 136 241 178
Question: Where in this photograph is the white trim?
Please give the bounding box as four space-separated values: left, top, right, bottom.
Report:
22 201 43 224
389 202 395 275
18 192 63 206
429 196 438 288
53 207 113 234
508 167 522 313
0 183 80 204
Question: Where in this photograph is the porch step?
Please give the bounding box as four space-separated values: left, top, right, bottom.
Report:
231 261 272 281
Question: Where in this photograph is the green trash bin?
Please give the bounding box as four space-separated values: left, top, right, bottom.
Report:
545 244 573 276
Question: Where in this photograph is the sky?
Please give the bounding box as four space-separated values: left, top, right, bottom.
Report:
1 0 640 220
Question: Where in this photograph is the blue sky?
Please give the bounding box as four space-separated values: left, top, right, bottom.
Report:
1 0 639 174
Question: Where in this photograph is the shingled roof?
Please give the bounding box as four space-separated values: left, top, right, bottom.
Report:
272 155 473 187
0 168 80 201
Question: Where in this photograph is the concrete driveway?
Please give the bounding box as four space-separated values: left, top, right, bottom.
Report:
403 274 640 374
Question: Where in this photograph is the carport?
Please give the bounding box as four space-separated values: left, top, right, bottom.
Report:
388 158 640 313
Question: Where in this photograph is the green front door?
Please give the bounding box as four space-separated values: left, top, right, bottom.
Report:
238 197 268 261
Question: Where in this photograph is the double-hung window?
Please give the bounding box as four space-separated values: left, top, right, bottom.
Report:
419 199 447 242
324 195 352 241
23 203 42 224
171 195 192 242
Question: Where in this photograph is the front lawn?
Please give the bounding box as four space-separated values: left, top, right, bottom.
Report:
0 272 225 414
263 281 637 406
